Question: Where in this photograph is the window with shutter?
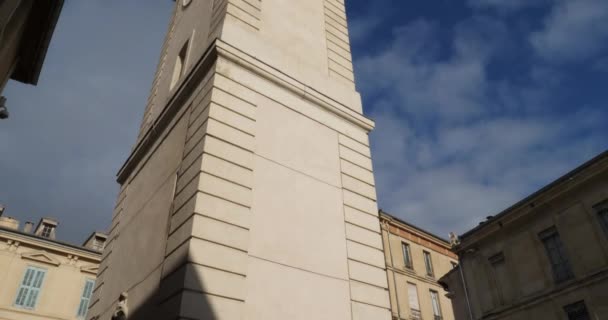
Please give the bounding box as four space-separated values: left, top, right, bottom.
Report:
14 266 46 309
77 279 95 318
430 290 443 320
407 282 421 319
538 227 574 284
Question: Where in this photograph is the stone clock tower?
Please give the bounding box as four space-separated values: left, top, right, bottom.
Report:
88 0 390 319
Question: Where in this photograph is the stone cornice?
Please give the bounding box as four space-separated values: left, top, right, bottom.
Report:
117 39 375 184
0 228 101 261
214 40 375 132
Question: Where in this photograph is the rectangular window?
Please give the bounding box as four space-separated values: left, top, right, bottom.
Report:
539 227 574 284
92 239 104 251
40 225 53 238
14 266 46 309
430 290 443 320
424 251 434 277
564 301 591 320
407 283 421 320
77 279 95 318
489 252 510 304
402 242 413 269
597 206 608 238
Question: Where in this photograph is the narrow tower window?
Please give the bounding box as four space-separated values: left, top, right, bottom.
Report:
170 39 190 90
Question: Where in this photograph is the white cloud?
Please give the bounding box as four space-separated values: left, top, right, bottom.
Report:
530 0 608 62
359 16 607 237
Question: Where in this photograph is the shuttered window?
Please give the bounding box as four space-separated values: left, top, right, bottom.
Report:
14 266 46 309
77 279 95 318
539 227 574 284
430 290 443 319
407 282 421 319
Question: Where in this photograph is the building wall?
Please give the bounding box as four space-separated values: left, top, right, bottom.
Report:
381 215 458 320
0 230 101 320
89 1 389 319
444 159 608 320
0 0 33 94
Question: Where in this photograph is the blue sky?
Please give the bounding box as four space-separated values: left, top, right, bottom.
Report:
1 0 607 243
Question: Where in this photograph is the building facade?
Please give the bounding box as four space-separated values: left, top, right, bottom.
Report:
380 211 458 320
89 0 390 319
440 151 608 320
0 0 64 118
0 209 105 320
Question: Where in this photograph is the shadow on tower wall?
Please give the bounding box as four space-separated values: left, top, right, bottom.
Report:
100 253 220 320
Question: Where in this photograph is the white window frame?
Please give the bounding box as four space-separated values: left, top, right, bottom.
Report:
14 266 46 309
77 279 95 319
430 289 443 319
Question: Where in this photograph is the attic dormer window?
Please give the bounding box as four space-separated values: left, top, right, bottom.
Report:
92 238 105 251
40 225 53 238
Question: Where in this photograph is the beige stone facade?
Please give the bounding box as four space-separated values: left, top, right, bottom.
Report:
0 211 105 320
89 0 390 319
380 212 458 320
0 0 64 117
440 151 608 320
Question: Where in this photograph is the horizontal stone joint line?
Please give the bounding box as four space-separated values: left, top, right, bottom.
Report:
208 115 256 138
163 235 248 265
345 221 381 235
157 287 245 308
226 11 260 31
327 47 353 63
227 1 261 21
347 257 386 270
343 204 377 218
160 260 247 285
254 153 341 189
340 157 373 174
200 170 253 191
329 69 355 83
346 238 384 252
341 186 377 202
350 298 391 311
168 211 250 240
328 56 354 72
325 24 350 40
349 278 389 291
325 1 346 15
342 172 375 188
212 84 257 108
249 254 350 282
211 100 257 122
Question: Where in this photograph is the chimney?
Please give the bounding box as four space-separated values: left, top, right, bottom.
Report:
0 216 19 230
23 222 34 233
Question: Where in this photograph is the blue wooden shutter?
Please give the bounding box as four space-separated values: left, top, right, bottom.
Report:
77 279 95 318
14 266 46 309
